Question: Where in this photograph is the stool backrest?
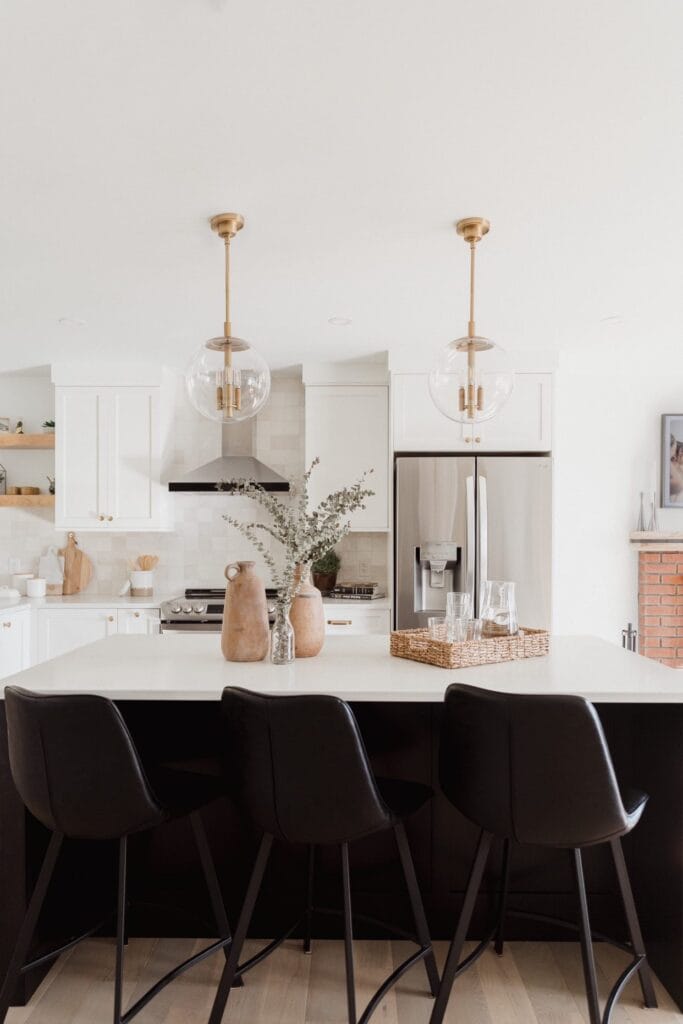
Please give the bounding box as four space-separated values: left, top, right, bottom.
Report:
4 686 165 840
221 687 392 844
440 684 630 847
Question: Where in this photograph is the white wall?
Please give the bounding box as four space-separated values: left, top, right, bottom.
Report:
553 341 683 643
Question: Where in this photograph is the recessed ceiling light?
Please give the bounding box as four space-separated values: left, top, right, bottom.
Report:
58 317 87 328
328 316 352 327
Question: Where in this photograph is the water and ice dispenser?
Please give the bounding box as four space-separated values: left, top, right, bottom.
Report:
413 542 461 613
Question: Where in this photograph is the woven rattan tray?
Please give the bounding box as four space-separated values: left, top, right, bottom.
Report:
390 627 549 669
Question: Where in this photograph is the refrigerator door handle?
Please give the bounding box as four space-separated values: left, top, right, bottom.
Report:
466 474 476 611
478 474 488 614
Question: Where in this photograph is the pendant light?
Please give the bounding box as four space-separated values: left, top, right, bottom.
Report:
186 213 271 422
429 217 513 424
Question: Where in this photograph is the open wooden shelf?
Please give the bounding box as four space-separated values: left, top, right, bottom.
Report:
0 494 55 508
0 433 55 449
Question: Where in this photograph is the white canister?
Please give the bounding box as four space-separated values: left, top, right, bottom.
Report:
130 570 154 597
26 577 47 597
11 573 34 594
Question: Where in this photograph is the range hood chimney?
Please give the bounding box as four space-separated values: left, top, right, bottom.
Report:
168 417 289 493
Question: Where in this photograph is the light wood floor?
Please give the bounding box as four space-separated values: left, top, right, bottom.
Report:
7 938 682 1023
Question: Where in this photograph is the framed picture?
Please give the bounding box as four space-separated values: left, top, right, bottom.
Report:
0 417 9 432
661 414 683 507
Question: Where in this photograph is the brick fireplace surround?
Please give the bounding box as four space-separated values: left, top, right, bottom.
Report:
638 549 683 667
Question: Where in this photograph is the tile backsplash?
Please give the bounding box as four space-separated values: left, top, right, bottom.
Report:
0 373 389 595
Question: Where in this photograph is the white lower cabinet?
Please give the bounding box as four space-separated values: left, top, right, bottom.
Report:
324 605 391 636
117 609 161 635
0 606 31 679
37 608 119 662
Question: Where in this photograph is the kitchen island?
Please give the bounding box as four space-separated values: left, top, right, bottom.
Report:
1 635 681 1007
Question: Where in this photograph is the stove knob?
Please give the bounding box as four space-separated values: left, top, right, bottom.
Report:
170 604 182 615
192 603 207 614
183 604 193 614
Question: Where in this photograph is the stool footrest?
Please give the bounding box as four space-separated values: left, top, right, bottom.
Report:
357 946 432 1024
506 908 634 955
20 915 113 975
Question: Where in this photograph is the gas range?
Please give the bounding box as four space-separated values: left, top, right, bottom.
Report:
160 588 278 632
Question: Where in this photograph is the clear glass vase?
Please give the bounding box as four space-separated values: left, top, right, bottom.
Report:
480 580 518 638
271 602 295 665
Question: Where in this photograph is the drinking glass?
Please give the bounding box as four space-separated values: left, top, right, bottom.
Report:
446 592 471 620
480 580 518 638
447 618 468 642
428 616 447 639
467 618 482 641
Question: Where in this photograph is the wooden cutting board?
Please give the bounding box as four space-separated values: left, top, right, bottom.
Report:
59 532 93 595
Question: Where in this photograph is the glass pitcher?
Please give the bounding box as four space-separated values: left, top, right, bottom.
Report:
480 580 518 638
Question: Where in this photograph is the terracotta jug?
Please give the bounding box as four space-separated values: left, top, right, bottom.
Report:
290 563 325 658
222 561 270 662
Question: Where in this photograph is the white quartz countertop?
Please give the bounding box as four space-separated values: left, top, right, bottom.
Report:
2 635 681 703
0 594 168 612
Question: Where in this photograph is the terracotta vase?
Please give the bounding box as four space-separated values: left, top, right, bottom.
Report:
290 563 325 658
222 561 270 662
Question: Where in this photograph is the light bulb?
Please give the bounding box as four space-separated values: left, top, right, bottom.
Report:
428 336 513 424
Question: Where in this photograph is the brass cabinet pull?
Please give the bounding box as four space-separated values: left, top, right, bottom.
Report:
327 619 352 626
2 622 11 628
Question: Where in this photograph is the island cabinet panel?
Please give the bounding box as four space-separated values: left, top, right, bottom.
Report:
116 608 160 635
37 607 118 662
305 385 389 531
55 385 165 531
0 606 30 680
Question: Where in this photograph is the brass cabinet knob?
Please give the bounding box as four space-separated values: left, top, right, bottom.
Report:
464 436 472 443
2 622 11 629
474 436 481 443
107 615 114 623
107 515 113 522
134 612 140 618
98 514 105 521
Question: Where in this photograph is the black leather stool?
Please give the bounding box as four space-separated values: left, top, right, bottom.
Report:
430 684 658 1024
0 687 235 1024
207 687 439 1024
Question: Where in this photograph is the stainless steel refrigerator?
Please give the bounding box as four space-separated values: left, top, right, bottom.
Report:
394 455 552 630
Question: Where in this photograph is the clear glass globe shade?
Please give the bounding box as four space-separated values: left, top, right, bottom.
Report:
186 338 271 423
428 336 514 424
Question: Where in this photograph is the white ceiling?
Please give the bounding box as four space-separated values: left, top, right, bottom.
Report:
1 0 682 373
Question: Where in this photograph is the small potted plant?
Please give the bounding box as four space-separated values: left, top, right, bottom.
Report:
42 420 55 434
312 548 341 594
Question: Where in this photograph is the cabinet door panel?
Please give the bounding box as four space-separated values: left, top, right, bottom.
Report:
117 609 160 635
37 608 117 663
474 373 552 451
0 608 31 679
109 389 160 528
392 375 473 452
55 388 108 528
306 386 389 531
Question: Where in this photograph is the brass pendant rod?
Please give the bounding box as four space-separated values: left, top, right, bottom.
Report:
224 238 232 338
468 241 476 338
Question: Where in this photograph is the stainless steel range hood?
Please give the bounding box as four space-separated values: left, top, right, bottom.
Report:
168 418 289 493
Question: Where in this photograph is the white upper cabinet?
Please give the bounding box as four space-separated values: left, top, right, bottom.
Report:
392 372 551 453
53 366 169 531
305 384 389 531
392 374 475 451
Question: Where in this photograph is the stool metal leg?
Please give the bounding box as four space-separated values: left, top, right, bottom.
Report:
341 843 356 1024
394 822 439 996
494 838 511 956
190 812 234 968
429 829 493 1024
572 848 601 1024
0 831 63 1024
113 837 127 1024
208 833 273 1024
610 838 657 1009
304 844 315 955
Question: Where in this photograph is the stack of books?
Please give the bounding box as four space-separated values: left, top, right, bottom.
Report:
329 582 386 600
